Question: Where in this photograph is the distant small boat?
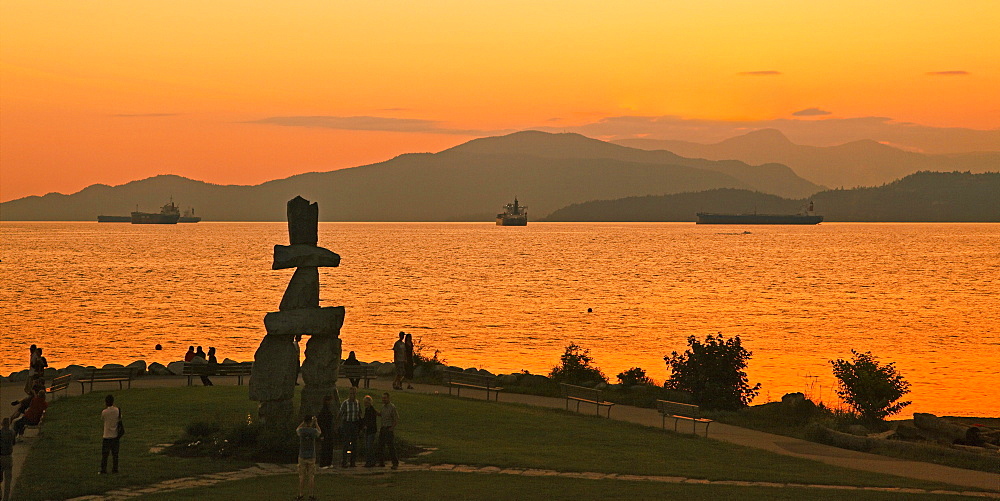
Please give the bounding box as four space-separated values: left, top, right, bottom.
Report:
696 201 823 225
131 200 180 224
496 197 527 226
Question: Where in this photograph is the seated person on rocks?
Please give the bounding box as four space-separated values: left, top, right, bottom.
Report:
12 390 47 438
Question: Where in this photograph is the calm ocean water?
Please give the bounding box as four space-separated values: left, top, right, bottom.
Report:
1 222 998 416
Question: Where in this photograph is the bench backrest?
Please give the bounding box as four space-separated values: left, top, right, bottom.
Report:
48 374 72 390
657 399 700 418
339 365 374 377
85 367 137 379
443 369 495 387
215 362 253 376
560 383 604 402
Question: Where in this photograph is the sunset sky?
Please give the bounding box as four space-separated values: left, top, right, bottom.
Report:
2 1 998 202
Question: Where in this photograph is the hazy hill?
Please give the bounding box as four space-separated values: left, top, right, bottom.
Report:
0 131 823 221
543 172 1000 222
614 130 1000 189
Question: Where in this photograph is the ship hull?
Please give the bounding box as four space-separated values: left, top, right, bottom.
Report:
696 213 823 225
131 212 180 224
178 216 202 223
496 215 527 226
97 215 131 223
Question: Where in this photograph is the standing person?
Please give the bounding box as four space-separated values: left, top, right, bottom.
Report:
359 395 378 467
338 387 361 467
296 415 321 501
391 332 406 390
1 418 15 501
342 351 361 388
183 346 195 362
375 392 399 469
100 395 121 474
200 347 217 386
24 345 37 394
316 395 335 469
403 333 415 389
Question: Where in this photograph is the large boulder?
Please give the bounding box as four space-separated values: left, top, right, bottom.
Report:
127 360 147 375
6 370 27 382
148 362 172 376
102 363 124 370
499 374 519 386
223 358 240 364
60 365 89 379
166 361 186 375
375 363 396 377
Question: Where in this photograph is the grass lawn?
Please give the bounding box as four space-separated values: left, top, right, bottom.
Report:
138 471 987 501
14 386 979 500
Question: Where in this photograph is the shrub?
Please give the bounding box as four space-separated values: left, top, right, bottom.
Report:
663 333 760 411
616 367 654 386
549 343 607 385
830 350 911 425
413 337 446 366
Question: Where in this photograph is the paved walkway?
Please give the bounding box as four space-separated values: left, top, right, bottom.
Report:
62 461 1000 500
2 375 998 498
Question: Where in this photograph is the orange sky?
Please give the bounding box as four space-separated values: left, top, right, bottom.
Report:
2 1 999 202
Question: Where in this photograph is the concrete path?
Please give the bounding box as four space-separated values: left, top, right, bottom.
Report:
62 461 1000 500
2 375 998 497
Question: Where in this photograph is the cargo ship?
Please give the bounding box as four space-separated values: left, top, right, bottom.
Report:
178 207 201 223
97 215 131 223
131 200 181 224
496 197 528 226
696 201 823 225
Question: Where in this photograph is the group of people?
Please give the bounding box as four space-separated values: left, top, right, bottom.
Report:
183 345 218 385
7 346 50 441
296 389 400 501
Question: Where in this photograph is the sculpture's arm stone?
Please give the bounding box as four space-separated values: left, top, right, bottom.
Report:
287 196 318 246
280 267 320 310
272 244 341 270
264 306 345 336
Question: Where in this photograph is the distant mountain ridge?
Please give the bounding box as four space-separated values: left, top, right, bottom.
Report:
543 171 1000 222
0 131 823 221
614 129 1000 189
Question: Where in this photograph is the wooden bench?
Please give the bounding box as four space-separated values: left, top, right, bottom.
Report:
183 362 253 385
443 369 503 401
657 399 713 437
76 367 138 393
560 383 615 417
339 364 377 388
45 374 72 401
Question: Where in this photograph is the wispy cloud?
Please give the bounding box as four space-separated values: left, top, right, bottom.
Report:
792 108 832 117
110 113 181 117
738 70 782 76
248 115 513 136
926 70 969 76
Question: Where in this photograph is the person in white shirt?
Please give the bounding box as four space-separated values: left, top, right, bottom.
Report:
100 395 121 474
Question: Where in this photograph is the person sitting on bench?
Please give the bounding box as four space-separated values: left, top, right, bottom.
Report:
12 390 47 438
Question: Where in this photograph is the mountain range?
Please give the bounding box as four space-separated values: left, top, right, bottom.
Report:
0 131 823 221
614 129 999 189
543 172 1000 222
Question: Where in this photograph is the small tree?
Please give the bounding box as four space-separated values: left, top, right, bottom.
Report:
616 367 654 386
550 343 607 385
830 350 911 425
664 334 760 411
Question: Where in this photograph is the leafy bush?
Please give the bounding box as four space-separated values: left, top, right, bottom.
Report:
185 420 222 438
830 350 911 425
616 367 654 386
549 343 607 385
413 337 446 366
663 334 760 411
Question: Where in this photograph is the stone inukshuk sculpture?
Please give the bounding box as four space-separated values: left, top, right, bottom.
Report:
249 196 344 425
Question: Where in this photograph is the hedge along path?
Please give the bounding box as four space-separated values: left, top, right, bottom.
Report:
63 461 1000 500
